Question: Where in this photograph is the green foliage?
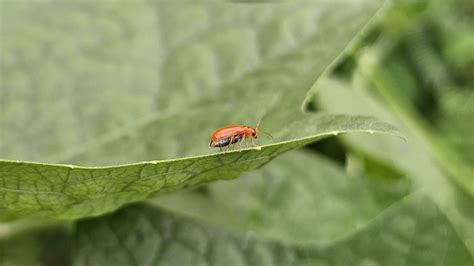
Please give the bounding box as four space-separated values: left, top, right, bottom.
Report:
0 0 382 166
310 0 474 256
0 226 71 266
1 0 473 265
314 77 474 256
154 151 411 244
75 194 472 266
0 114 398 219
436 88 474 165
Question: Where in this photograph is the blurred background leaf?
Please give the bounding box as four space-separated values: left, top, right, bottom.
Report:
154 151 411 244
313 77 474 255
1 0 473 264
74 195 472 266
303 0 474 255
0 224 71 266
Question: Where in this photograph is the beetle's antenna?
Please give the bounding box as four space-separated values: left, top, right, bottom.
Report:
256 117 262 129
262 131 273 139
255 113 273 139
256 112 269 129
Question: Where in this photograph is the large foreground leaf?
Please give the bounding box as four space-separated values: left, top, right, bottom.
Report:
0 114 399 220
0 0 383 165
0 0 393 220
74 195 473 266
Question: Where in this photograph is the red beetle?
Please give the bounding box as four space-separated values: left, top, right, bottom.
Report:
208 120 272 151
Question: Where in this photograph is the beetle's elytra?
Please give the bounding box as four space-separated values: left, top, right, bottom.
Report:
209 120 272 151
209 125 257 148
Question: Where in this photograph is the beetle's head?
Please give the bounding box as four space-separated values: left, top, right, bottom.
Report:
252 127 258 138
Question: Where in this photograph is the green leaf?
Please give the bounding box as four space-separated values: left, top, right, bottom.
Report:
312 77 474 254
361 52 473 197
0 225 71 266
73 195 473 266
0 0 383 165
0 114 400 220
436 88 474 165
0 0 395 220
154 151 411 244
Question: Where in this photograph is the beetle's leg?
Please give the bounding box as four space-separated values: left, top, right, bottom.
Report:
232 134 241 151
241 134 247 151
209 140 214 149
240 134 247 149
222 143 229 152
251 138 258 147
230 136 236 151
225 136 236 152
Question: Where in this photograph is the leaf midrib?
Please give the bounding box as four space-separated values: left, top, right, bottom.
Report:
2 127 401 170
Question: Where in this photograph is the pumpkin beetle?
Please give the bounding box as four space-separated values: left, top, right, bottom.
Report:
208 118 273 151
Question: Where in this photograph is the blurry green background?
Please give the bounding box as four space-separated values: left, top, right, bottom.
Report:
1 0 473 265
